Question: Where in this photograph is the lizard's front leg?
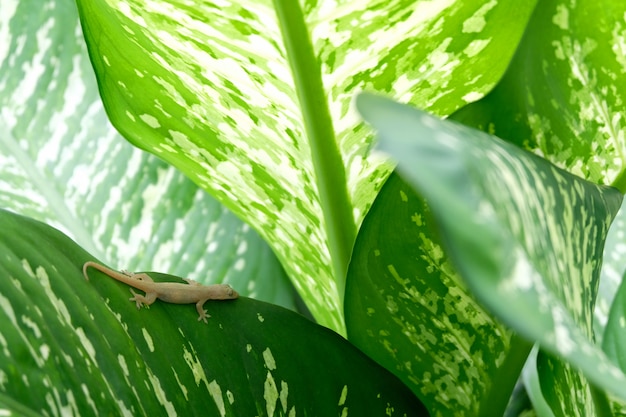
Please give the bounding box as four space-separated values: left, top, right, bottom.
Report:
129 289 158 309
196 300 210 323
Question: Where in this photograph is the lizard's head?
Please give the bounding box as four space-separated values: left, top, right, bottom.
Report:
214 284 239 300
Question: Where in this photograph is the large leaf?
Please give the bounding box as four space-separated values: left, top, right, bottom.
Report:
0 0 293 307
345 172 529 417
450 0 626 188
447 0 626 382
74 0 537 332
0 208 427 416
356 93 626 401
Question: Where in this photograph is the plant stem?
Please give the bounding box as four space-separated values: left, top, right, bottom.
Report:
272 0 357 303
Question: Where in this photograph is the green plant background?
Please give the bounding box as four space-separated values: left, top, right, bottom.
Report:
3 0 626 416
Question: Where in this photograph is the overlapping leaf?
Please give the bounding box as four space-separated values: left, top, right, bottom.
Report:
535 353 609 417
445 4 626 409
345 172 530 417
357 93 626 401
0 208 426 416
74 0 537 332
0 0 292 307
522 346 556 417
601 269 626 415
451 0 626 188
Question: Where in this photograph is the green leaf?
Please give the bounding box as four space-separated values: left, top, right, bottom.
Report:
522 346 556 417
73 0 537 332
450 0 626 188
356 92 626 401
0 0 293 309
604 269 626 372
345 172 530 417
537 352 596 417
602 269 626 417
0 208 427 416
597 200 626 343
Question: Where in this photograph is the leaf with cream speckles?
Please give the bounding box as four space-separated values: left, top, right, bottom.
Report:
345 172 530 417
73 0 537 333
0 208 427 416
446 3 626 409
357 93 626 402
451 0 626 189
535 353 601 417
0 0 293 309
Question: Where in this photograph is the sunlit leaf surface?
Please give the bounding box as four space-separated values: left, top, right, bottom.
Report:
74 0 536 331
0 0 293 308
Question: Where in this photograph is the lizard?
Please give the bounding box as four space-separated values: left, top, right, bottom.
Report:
83 261 239 323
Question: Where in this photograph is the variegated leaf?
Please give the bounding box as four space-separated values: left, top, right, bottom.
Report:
74 0 537 332
535 352 607 417
450 0 626 187
0 0 293 307
448 0 626 360
0 208 426 416
357 93 626 401
345 172 527 417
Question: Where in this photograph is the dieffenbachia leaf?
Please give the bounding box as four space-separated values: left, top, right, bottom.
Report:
604 270 626 373
0 0 293 308
448 0 626 357
74 0 537 332
0 208 427 416
522 346 556 417
356 93 626 401
450 0 626 188
596 200 626 342
345 172 530 417
534 351 614 417
601 268 626 415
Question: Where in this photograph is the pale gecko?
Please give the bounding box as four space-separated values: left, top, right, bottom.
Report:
83 261 239 323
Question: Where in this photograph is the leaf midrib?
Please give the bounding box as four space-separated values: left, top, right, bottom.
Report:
273 0 357 306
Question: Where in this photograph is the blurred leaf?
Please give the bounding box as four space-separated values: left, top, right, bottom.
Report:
597 200 626 342
0 208 427 416
345 172 529 417
357 93 626 401
522 346 556 417
0 0 294 308
448 0 626 358
450 0 626 188
602 268 626 415
603 269 626 372
74 0 537 332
